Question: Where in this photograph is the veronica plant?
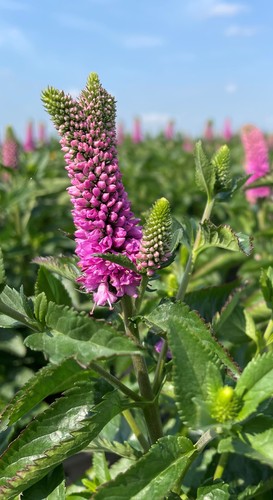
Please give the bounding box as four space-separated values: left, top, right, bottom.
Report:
1 74 273 499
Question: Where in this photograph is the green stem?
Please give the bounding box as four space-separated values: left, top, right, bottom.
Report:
135 275 149 313
213 452 229 480
121 297 163 444
176 198 214 302
122 409 149 452
90 361 143 402
152 338 169 394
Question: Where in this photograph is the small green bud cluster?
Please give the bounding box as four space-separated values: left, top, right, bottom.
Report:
209 386 241 423
211 145 232 193
137 198 172 276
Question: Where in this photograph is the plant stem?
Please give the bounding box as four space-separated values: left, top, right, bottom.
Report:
152 338 169 394
121 297 163 444
122 409 149 452
90 361 142 402
135 274 149 313
176 198 214 302
213 452 229 480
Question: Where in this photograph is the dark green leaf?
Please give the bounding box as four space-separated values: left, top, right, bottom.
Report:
35 266 72 306
0 359 86 432
235 351 273 420
0 383 128 498
94 436 196 499
146 301 239 426
22 465 65 499
25 302 141 364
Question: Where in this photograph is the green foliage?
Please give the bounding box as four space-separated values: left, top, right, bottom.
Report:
198 221 253 256
94 436 196 499
194 141 215 200
92 253 138 272
0 383 128 498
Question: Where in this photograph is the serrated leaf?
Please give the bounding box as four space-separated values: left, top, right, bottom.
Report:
194 141 215 199
198 221 253 256
170 216 196 252
218 415 273 467
0 247 6 285
235 351 273 421
0 314 21 328
0 359 87 432
93 253 138 272
93 453 111 484
35 266 72 306
0 284 39 330
146 301 239 426
22 464 65 499
94 436 196 499
32 256 81 282
25 302 140 364
0 383 128 499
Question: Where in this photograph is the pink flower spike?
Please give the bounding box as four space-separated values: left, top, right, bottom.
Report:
241 124 271 203
42 73 142 309
223 118 232 142
132 117 142 143
24 121 35 152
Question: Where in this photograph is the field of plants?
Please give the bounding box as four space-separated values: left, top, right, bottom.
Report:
1 73 273 499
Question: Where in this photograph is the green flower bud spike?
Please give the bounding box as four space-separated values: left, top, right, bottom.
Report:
210 385 241 423
137 198 172 276
211 144 231 193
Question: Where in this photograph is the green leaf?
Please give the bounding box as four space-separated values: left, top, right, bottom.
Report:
260 267 273 310
34 292 48 326
0 359 87 432
0 247 6 285
245 173 273 188
93 452 111 484
93 253 138 272
194 141 215 199
0 284 38 330
197 481 230 499
185 281 241 323
35 266 72 306
218 415 273 467
25 302 140 364
238 477 273 499
197 221 253 256
94 436 196 499
0 383 128 499
235 351 273 421
146 301 239 426
22 465 65 499
32 256 81 282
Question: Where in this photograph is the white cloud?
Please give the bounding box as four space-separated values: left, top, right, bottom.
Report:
225 25 257 36
0 27 31 53
225 83 237 93
121 35 164 49
140 113 171 125
188 1 248 19
208 2 247 17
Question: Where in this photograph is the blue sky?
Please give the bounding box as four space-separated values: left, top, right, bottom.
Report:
0 0 272 140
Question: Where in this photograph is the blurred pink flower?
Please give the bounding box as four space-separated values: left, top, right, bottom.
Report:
241 125 270 203
24 121 35 152
164 120 175 140
132 117 142 143
182 137 194 153
223 118 232 141
2 126 19 169
117 122 125 145
38 122 47 145
204 120 214 141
